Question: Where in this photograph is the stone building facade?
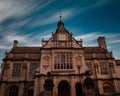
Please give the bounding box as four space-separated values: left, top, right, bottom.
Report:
0 19 120 96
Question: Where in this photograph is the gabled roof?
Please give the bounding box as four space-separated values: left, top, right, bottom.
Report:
10 47 41 53
84 47 108 53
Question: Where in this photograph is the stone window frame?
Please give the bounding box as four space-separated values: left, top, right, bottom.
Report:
54 52 73 70
12 63 21 77
7 85 19 96
29 63 38 77
100 62 108 74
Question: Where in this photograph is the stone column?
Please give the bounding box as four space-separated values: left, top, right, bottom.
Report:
0 83 6 96
18 83 24 96
53 77 58 96
113 80 120 94
98 81 104 95
34 77 39 96
70 76 75 96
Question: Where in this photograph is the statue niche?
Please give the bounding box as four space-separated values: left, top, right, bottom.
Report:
42 55 50 69
76 55 82 65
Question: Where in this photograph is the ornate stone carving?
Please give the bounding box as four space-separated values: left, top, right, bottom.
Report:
43 55 49 69
22 63 27 69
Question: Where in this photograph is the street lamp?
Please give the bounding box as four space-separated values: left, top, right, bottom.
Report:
77 64 83 96
77 64 82 82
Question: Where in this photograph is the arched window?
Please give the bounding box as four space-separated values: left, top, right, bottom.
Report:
103 83 113 94
58 80 70 96
8 85 19 96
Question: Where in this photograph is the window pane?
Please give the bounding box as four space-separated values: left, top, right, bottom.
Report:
12 63 21 77
100 62 108 74
54 52 73 69
29 63 38 77
8 85 19 96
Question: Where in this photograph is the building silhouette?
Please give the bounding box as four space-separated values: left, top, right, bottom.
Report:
0 18 120 96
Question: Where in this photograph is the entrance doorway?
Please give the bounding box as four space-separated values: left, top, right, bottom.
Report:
75 82 83 96
58 80 70 96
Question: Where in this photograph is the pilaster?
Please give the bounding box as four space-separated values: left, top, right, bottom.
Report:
0 83 6 96
18 83 24 96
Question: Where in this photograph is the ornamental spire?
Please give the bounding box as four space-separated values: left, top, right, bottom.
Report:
57 12 64 27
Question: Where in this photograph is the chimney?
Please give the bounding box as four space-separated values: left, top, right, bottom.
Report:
13 40 18 47
97 37 107 49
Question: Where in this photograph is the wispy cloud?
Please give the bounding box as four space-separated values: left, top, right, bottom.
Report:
0 0 29 22
74 31 120 59
3 32 31 43
73 0 109 15
30 8 78 27
75 32 100 41
75 32 120 47
30 0 109 27
0 0 52 22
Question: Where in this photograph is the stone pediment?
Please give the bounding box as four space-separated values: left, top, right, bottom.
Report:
42 20 82 48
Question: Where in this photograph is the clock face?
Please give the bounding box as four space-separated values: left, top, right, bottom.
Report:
59 34 66 40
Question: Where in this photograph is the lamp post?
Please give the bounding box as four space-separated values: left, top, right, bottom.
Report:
77 64 83 96
77 64 82 82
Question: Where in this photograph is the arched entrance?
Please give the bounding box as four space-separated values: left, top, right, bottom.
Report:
44 79 54 96
58 80 70 96
24 85 34 96
75 82 83 96
84 77 95 96
26 86 34 96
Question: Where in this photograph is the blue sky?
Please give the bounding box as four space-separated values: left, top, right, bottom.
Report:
0 0 120 63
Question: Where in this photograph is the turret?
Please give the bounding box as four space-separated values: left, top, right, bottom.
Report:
97 37 107 49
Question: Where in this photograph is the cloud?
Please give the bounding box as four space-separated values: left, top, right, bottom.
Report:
74 31 120 59
73 0 109 15
28 0 110 27
98 33 120 44
0 0 52 22
74 32 120 46
75 32 100 41
0 0 28 22
3 32 31 43
0 28 55 50
30 8 78 27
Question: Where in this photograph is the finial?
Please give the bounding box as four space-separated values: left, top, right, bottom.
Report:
60 12 62 21
57 12 64 27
